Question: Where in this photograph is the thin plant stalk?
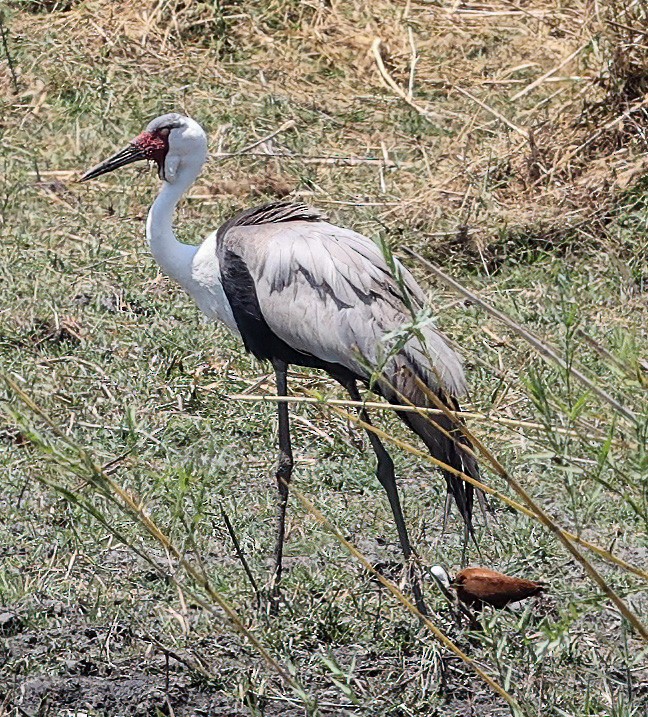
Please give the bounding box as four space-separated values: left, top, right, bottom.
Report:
1 375 315 710
301 390 648 582
404 249 638 425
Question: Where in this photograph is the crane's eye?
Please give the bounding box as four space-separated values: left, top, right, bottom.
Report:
157 127 171 138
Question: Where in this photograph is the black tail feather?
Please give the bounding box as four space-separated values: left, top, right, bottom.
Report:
398 406 480 532
378 362 482 532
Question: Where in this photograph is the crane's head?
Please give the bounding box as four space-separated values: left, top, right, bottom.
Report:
81 113 208 184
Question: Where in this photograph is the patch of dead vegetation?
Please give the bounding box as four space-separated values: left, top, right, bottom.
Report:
132 3 648 258
28 316 84 348
205 166 295 199
10 2 647 248
7 0 79 13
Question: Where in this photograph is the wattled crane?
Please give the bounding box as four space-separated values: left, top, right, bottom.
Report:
81 113 481 615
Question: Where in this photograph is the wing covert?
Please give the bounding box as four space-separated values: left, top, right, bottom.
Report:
218 219 466 396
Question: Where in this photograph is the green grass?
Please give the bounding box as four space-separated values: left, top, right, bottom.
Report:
1 1 647 715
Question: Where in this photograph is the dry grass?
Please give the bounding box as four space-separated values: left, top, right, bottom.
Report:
6 0 647 253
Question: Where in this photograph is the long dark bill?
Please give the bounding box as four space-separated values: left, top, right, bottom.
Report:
80 144 148 182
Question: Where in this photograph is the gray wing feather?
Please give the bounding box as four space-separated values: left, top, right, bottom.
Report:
220 220 466 396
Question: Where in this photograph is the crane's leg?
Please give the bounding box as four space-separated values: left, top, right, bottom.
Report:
269 359 293 613
344 380 428 616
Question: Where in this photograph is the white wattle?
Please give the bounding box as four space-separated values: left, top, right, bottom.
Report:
145 156 240 336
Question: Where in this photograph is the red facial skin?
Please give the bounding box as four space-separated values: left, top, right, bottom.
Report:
132 129 169 169
80 126 175 183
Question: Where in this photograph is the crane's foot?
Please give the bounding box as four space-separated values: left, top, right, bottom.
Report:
371 558 428 617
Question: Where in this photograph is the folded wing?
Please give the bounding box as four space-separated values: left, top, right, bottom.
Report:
218 217 466 397
217 205 479 527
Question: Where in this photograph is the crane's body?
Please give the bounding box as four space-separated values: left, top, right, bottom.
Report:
82 113 481 615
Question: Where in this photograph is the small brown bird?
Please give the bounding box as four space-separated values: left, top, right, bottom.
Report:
452 567 545 609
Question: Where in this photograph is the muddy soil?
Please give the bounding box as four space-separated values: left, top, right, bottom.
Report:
1 598 505 716
0 602 295 717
